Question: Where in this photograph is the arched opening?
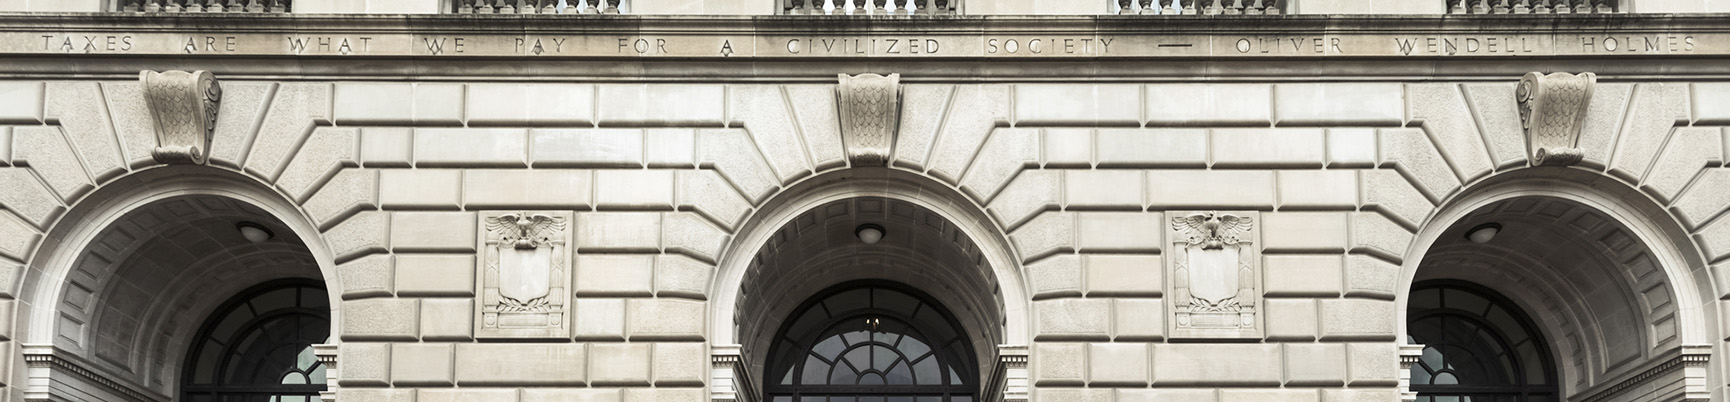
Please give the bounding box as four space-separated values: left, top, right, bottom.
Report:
766 281 977 402
1408 280 1557 401
182 280 330 401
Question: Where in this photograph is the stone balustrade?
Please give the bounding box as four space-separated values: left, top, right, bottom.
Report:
118 0 289 12
1446 0 1618 13
455 0 622 13
1114 0 1283 14
783 0 959 15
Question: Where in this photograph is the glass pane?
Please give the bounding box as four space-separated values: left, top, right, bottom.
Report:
801 354 830 385
886 361 913 384
1434 372 1458 385
843 330 871 346
309 364 327 384
280 372 307 385
831 359 861 384
912 356 940 384
872 346 897 370
773 397 791 402
897 336 931 359
859 373 885 385
949 366 964 385
814 335 847 359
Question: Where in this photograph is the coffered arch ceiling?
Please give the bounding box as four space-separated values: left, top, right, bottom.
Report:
736 196 1005 385
55 194 323 396
1414 196 1678 396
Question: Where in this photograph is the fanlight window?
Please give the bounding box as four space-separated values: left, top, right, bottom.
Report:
182 281 330 402
767 283 976 402
1407 281 1557 402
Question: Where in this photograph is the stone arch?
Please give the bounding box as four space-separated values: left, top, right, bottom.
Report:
708 168 1032 392
1396 166 1715 399
16 165 342 399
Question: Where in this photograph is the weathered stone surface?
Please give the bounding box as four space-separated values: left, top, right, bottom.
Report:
589 342 652 385
1346 343 1399 386
1015 84 1140 126
1379 128 1460 203
1277 170 1357 210
0 168 62 229
338 342 390 386
1034 298 1109 340
342 298 419 341
989 170 1060 232
1114 298 1164 341
413 128 528 167
360 127 413 167
653 342 707 386
698 129 779 203
379 169 461 209
727 85 812 182
1027 254 1082 299
277 126 356 203
12 126 91 201
389 211 476 252
99 82 158 168
337 389 416 402
1089 342 1150 386
1610 83 1690 181
1087 255 1161 297
468 83 595 126
1265 298 1318 341
598 84 723 125
1327 128 1378 168
662 212 726 262
1012 212 1075 263
1032 342 1085 385
1671 168 1730 228
1349 212 1412 263
207 82 275 168
521 389 622 402
532 128 644 168
395 254 474 297
419 389 519 402
1118 389 1217 402
1323 389 1399 402
1463 83 1528 167
419 298 473 341
786 84 847 170
1576 83 1633 169
245 83 332 181
0 81 44 123
1043 128 1092 168
927 85 1011 183
577 212 661 252
455 343 587 385
643 128 695 168
891 84 953 170
576 254 654 296
653 254 710 299
621 388 705 402
1036 388 1114 402
1360 169 1431 231
1152 344 1282 385
1077 212 1162 253
1097 128 1208 168
1643 127 1722 203
596 170 675 209
1320 299 1396 341
325 211 390 263
1220 389 1320 402
334 82 413 124
1147 170 1276 209
337 254 394 299
413 83 465 125
1273 83 1403 125
677 169 751 230
0 212 40 261
391 343 454 385
1344 254 1399 300
959 128 1038 203
574 298 626 340
45 82 124 181
303 168 378 230
462 169 593 209
1408 84 1494 181
1212 128 1326 168
626 298 705 340
1696 82 1730 124
1066 170 1143 209
1264 255 1343 297
1284 343 1346 386
1261 212 1347 252
1147 84 1271 125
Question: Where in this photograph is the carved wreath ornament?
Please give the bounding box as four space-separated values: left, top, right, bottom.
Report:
140 70 221 165
1516 71 1595 166
1167 211 1262 339
477 211 572 338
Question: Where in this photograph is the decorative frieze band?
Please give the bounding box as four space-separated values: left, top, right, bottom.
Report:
837 73 901 167
140 69 220 165
1516 71 1595 166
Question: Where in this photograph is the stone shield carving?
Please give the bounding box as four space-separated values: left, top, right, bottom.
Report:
1166 210 1262 339
837 73 902 167
1516 71 1595 166
140 70 220 165
476 211 572 338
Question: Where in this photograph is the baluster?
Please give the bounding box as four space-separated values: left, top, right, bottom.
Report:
860 0 874 15
186 0 203 12
477 0 494 13
522 0 538 13
1485 0 1505 13
934 0 949 14
1555 0 1574 12
1141 0 1155 14
245 0 262 12
1226 0 1244 14
202 0 219 12
805 0 820 14
1596 0 1612 12
897 0 911 14
1158 0 1175 14
1510 0 1528 13
456 0 471 13
605 0 619 13
270 0 285 12
1202 0 1220 14
1115 0 1130 14
122 0 140 11
498 0 514 13
1244 0 1262 14
227 0 243 11
1444 0 1461 13
163 0 180 12
144 0 160 11
1262 0 1279 14
914 0 929 15
1532 0 1551 13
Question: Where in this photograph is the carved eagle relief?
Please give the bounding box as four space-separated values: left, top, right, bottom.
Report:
485 213 567 311
1173 211 1253 250
1173 211 1254 312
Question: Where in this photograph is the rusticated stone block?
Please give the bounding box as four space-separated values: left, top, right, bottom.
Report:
1034 298 1109 340
599 84 723 126
1077 212 1162 253
1086 255 1161 297
337 389 416 402
12 126 92 201
1146 170 1276 210
1035 388 1113 402
1212 128 1326 168
1272 83 1402 125
1277 170 1357 210
676 169 751 230
1379 128 1459 203
574 298 626 340
1261 212 1347 253
1326 128 1377 168
521 389 622 402
419 298 473 341
532 128 643 168
1320 299 1396 341
463 169 593 209
1114 298 1164 341
1015 84 1140 126
645 129 695 168
245 82 332 181
1026 254 1082 299
1147 84 1272 126
1408 83 1494 181
389 211 476 252
662 212 726 262
654 342 707 386
360 127 412 167
577 213 661 252
1011 212 1075 264
379 169 461 209
1089 342 1150 386
1644 127 1723 203
420 389 520 402
454 343 587 385
1360 169 1431 231
1264 299 1318 341
926 85 1010 183
626 299 704 341
1097 128 1208 168
698 128 778 203
1043 128 1092 167
342 298 419 341
390 343 454 386
1349 212 1412 263
395 254 474 297
0 168 63 229
1152 344 1282 386
727 85 812 182
1346 343 1399 386
589 343 652 385
1118 389 1217 402
988 170 1060 231
576 254 654 297
1343 254 1398 300
302 169 378 230
958 128 1038 202
1032 342 1085 386
0 81 44 123
45 82 124 181
622 388 705 402
276 126 357 203
336 254 393 300
1263 255 1343 297
337 342 390 386
788 84 845 170
207 82 276 168
413 128 527 167
596 170 674 209
469 83 595 126
1220 389 1319 402
1610 84 1690 182
1283 343 1345 386
653 254 711 299
1066 170 1143 209
324 211 389 264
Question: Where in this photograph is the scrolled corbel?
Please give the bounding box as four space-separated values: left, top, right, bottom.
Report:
141 70 221 165
1516 71 1594 167
836 73 902 167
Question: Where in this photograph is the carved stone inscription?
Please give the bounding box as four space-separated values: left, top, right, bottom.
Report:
476 210 573 339
1167 210 1261 339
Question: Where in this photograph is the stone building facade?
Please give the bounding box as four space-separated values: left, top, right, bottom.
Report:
1 0 1730 401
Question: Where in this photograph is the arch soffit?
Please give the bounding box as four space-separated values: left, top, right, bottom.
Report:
21 165 344 347
710 168 1032 347
1396 166 1713 347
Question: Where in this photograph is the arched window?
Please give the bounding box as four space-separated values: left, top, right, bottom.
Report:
182 280 330 402
766 282 976 402
1407 280 1557 402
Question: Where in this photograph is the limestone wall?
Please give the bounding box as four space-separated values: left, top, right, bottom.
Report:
5 0 1730 13
2 76 1730 402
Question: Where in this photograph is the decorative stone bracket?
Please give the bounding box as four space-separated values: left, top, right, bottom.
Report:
140 70 221 165
837 73 901 167
314 344 339 402
1398 343 1424 402
1516 71 1595 166
711 345 758 402
986 345 1029 402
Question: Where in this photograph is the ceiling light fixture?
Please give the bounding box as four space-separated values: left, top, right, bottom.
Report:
855 224 885 245
1465 223 1502 244
237 222 274 243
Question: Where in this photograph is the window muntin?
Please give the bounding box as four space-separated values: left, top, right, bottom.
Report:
1408 281 1557 402
183 281 330 402
767 283 976 402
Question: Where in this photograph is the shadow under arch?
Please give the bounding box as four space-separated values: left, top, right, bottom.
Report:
708 168 1032 391
17 164 344 398
1396 166 1716 398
